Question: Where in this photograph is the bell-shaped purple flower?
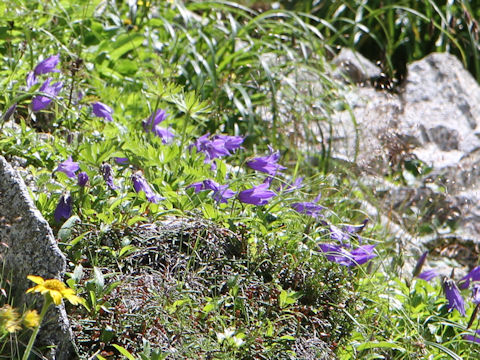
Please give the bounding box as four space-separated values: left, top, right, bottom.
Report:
319 243 377 267
92 102 113 122
131 172 163 203
246 146 286 176
472 283 480 305
417 269 440 281
459 266 480 290
238 183 276 206
291 202 324 218
187 179 235 204
34 54 60 76
54 194 72 222
101 163 117 190
192 134 231 162
32 78 63 111
26 72 37 89
318 243 353 266
56 156 79 178
212 134 244 153
350 245 377 265
143 109 175 144
77 171 89 187
442 278 466 316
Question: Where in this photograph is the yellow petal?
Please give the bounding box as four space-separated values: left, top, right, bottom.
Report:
49 291 63 306
27 275 45 285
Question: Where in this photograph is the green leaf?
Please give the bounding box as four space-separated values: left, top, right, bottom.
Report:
357 341 406 353
112 344 137 360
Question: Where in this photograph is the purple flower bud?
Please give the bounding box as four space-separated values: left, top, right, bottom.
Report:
92 102 113 122
26 72 37 89
412 251 429 278
34 54 60 76
131 172 163 203
291 202 324 218
77 172 89 187
32 78 63 111
459 266 480 290
2 104 17 121
114 157 129 165
56 156 79 178
442 278 466 316
143 109 175 144
464 329 480 343
246 146 286 176
417 269 440 281
100 163 117 190
54 194 72 222
238 183 276 206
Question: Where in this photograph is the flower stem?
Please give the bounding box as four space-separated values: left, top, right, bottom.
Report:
22 298 51 360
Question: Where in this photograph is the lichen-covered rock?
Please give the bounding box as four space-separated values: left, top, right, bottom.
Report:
0 156 77 359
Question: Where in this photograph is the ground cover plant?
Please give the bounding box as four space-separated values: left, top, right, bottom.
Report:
1 0 480 359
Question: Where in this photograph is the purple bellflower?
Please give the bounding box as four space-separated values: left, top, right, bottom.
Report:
246 146 286 176
442 278 466 316
92 102 114 122
26 54 61 89
459 266 480 290
101 163 117 190
211 134 244 153
34 54 60 76
32 78 63 111
143 109 175 144
26 72 37 89
238 183 276 206
319 243 377 267
54 194 72 222
291 202 324 218
56 156 79 178
192 134 230 162
417 269 440 281
77 172 89 187
187 179 236 204
473 283 480 305
131 172 163 203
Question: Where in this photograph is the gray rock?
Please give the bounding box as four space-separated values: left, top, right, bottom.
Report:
0 156 77 359
332 48 382 83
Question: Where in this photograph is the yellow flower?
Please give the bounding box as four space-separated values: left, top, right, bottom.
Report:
123 18 132 26
0 305 21 333
26 275 84 306
22 310 40 328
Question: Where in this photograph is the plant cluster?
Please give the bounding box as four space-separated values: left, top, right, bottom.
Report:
1 0 480 359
